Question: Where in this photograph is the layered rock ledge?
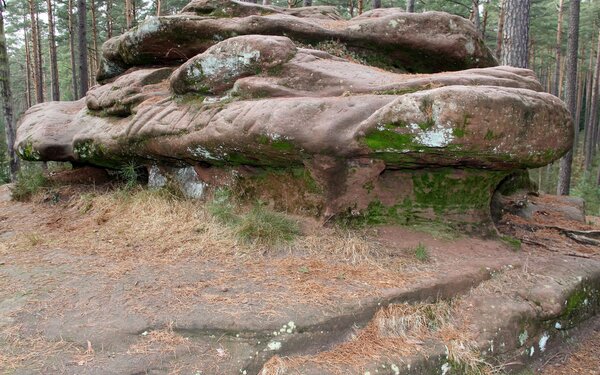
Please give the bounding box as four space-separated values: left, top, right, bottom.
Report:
15 0 573 226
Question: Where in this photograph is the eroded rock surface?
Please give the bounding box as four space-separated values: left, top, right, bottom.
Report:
16 2 573 225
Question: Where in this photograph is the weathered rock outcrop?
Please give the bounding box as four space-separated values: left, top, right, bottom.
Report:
15 0 573 227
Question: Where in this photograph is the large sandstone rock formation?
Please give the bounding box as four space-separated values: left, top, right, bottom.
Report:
15 0 573 227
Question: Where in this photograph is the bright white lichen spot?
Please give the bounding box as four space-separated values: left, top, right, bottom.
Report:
441 362 451 375
465 40 475 54
539 333 549 352
388 19 398 28
529 346 535 357
519 331 528 346
409 122 454 148
555 322 562 329
391 364 400 374
267 341 282 351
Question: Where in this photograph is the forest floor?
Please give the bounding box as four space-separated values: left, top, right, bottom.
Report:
0 179 599 375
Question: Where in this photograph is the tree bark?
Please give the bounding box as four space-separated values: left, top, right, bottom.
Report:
481 2 488 37
77 0 89 98
90 0 99 82
500 0 530 68
68 0 78 100
552 0 565 97
47 0 60 101
358 0 363 14
23 22 32 109
584 32 600 171
303 0 312 6
156 0 161 15
470 0 480 34
28 0 43 104
373 0 381 9
406 0 415 12
557 0 579 195
126 0 134 29
495 0 505 60
106 0 113 38
0 3 19 181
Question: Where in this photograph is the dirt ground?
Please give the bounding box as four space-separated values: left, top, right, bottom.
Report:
0 182 599 374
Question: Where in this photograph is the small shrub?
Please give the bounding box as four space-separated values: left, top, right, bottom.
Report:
118 162 141 190
414 242 429 262
236 205 301 246
10 164 48 201
207 188 238 224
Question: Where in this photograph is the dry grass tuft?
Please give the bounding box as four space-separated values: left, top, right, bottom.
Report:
127 322 190 355
376 301 451 338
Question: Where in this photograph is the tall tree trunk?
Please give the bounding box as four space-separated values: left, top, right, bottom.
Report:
373 0 381 9
557 0 580 195
0 3 19 181
481 2 488 37
90 0 99 82
495 0 505 61
126 0 134 29
46 0 60 101
28 0 43 104
23 23 32 109
78 0 89 98
584 32 600 171
470 0 480 34
501 0 531 68
584 46 594 142
68 0 78 99
156 0 161 15
406 0 415 12
357 0 363 14
106 0 113 38
552 0 565 97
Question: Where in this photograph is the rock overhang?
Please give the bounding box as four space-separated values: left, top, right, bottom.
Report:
15 0 573 226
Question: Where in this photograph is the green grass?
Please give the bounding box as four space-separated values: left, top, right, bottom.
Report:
236 205 301 246
500 235 522 251
10 164 48 201
207 188 301 246
414 242 429 262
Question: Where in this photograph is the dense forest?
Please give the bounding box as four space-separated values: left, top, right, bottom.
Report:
1 0 600 210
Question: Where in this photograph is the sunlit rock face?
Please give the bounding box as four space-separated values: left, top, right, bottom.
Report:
15 0 573 227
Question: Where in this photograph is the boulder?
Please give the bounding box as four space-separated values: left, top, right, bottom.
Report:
96 0 496 81
16 7 573 227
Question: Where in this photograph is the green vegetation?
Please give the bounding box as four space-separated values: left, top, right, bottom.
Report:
500 235 522 251
10 164 48 201
118 162 142 190
208 187 301 246
414 242 429 261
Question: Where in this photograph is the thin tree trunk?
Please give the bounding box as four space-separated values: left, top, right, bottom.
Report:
557 0 580 195
68 0 78 99
0 3 19 181
584 32 600 171
156 0 161 15
106 0 113 38
471 0 480 34
126 0 134 29
481 2 488 37
406 0 415 12
34 10 44 101
348 0 354 17
552 0 565 97
47 0 60 101
373 0 381 9
501 0 531 68
78 0 89 98
28 0 43 104
23 23 32 109
357 0 363 14
584 46 594 142
495 0 505 61
90 0 99 82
